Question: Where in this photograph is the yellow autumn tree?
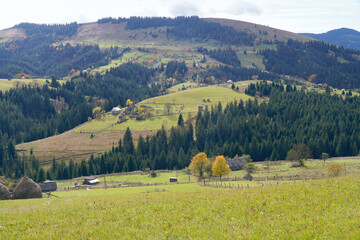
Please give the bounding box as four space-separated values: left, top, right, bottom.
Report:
212 155 231 180
92 107 105 119
126 99 133 106
189 152 210 179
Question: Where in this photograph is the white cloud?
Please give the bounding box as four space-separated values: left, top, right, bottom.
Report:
170 1 201 16
228 1 262 15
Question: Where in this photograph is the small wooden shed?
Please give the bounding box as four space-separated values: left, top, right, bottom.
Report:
39 181 57 192
169 177 177 183
83 178 100 185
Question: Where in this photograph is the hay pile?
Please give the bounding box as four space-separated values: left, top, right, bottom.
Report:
0 183 11 200
243 172 253 181
12 176 42 199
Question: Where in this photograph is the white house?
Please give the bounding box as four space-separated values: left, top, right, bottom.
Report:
111 107 121 115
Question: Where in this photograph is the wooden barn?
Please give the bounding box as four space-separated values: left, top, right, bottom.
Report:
39 180 57 192
226 157 247 171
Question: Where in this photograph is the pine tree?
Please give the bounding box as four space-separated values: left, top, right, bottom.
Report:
177 113 184 127
123 127 135 155
37 168 46 183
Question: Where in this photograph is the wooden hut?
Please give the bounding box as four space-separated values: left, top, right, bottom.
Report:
226 157 247 171
39 181 57 192
83 178 100 185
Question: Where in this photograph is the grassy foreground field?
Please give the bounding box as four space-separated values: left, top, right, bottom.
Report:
1 175 359 239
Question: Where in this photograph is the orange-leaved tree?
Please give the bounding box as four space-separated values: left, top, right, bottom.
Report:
212 155 231 180
189 152 209 179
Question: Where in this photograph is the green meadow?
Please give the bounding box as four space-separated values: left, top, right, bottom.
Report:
0 175 359 239
76 85 253 133
0 78 59 92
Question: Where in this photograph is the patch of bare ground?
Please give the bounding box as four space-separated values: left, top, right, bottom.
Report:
63 22 168 46
0 28 26 41
17 128 156 165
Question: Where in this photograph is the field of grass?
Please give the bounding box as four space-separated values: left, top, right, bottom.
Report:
237 47 266 70
0 174 359 239
142 85 253 113
75 85 253 134
0 78 63 92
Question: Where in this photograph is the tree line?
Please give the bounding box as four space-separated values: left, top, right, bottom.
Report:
196 47 241 66
96 16 256 46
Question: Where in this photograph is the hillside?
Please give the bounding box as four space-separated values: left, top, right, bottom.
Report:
204 18 312 43
17 84 253 163
302 28 360 50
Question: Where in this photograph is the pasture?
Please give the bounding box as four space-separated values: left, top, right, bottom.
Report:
76 85 253 134
0 174 359 239
0 78 60 92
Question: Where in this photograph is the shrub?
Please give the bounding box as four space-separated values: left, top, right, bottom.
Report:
244 163 257 173
326 163 344 177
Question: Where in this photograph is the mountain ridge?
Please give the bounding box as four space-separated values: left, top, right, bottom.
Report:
301 28 360 50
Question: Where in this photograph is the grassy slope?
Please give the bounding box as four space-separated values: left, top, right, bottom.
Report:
77 85 253 133
0 78 64 92
18 84 253 163
203 18 313 43
0 174 359 239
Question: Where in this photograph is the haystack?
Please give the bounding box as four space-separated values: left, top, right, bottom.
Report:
0 183 11 200
13 176 42 199
243 173 253 181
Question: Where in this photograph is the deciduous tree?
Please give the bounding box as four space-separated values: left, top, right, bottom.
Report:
189 152 209 179
212 155 231 180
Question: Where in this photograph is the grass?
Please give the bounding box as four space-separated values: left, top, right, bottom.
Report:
142 85 253 113
0 175 359 239
237 47 266 70
75 85 253 134
0 78 64 92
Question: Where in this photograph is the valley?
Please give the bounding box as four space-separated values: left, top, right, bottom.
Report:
0 13 360 239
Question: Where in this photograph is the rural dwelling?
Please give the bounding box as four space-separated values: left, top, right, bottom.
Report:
226 157 247 171
83 178 100 185
136 115 146 121
111 107 121 115
39 180 57 192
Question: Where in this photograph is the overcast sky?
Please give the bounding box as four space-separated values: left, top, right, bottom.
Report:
1 0 359 33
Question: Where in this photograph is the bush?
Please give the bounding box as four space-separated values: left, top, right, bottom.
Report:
326 163 344 177
244 163 257 173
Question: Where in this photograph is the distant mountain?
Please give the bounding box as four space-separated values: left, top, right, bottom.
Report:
301 28 360 50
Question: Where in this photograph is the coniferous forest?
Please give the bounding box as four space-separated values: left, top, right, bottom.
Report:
7 82 360 181
261 39 360 88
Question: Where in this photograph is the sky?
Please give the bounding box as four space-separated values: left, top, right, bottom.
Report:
1 0 359 33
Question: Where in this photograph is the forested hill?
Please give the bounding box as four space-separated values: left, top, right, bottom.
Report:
260 39 360 88
302 28 360 50
13 82 360 180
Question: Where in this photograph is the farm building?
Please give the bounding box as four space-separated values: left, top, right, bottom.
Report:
111 107 121 115
226 157 247 171
83 178 100 185
39 181 57 192
136 115 146 121
169 177 177 182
